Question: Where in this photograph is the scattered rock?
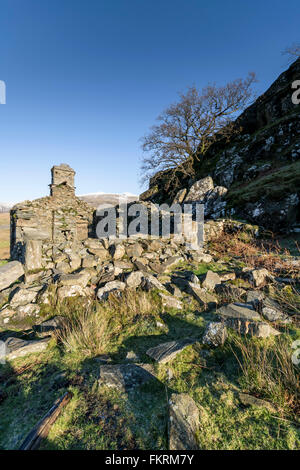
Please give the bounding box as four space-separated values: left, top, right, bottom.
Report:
238 393 277 413
81 255 97 268
215 284 246 299
142 273 166 291
202 322 227 348
125 351 140 362
98 364 156 392
126 244 143 259
169 393 200 450
97 280 126 300
146 338 197 364
202 270 221 291
246 290 265 307
125 271 144 289
16 303 40 317
224 317 280 337
191 253 213 263
161 256 183 272
172 188 187 204
33 316 64 336
4 336 50 360
219 272 236 282
187 283 218 308
261 297 291 323
249 268 272 287
133 259 150 272
0 261 24 292
0 306 16 322
110 243 125 260
216 303 261 321
113 260 133 270
159 293 183 310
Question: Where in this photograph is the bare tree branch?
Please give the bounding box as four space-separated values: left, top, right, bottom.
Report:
140 73 257 192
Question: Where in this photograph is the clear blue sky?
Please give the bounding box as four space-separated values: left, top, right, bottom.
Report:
0 0 299 203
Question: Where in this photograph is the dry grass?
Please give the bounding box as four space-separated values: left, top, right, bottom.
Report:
0 213 10 260
273 285 300 325
210 231 300 277
54 290 162 357
232 336 300 417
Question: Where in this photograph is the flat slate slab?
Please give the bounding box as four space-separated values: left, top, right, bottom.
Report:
0 261 24 292
146 338 197 364
98 363 156 392
3 336 50 360
188 283 218 308
169 393 200 450
33 316 64 336
216 303 261 321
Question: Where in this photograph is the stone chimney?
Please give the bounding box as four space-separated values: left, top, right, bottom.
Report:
50 164 75 198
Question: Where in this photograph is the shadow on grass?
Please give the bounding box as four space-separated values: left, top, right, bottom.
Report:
0 313 207 450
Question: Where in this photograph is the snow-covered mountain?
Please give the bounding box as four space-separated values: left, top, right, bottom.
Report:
79 192 138 208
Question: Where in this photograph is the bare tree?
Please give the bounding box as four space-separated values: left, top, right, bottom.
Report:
283 43 300 60
141 73 257 191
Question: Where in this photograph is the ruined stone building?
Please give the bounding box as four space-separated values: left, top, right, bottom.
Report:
10 164 94 266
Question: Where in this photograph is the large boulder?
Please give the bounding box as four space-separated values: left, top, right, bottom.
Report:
0 261 24 292
185 176 214 202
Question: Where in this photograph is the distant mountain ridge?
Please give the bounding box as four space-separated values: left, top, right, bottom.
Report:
79 192 138 208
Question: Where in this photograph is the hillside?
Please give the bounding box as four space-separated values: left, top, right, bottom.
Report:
141 58 300 231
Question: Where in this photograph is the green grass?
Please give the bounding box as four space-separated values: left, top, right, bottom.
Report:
0 292 299 450
226 161 300 208
192 262 226 276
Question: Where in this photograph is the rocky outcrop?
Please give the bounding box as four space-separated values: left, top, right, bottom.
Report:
140 58 300 231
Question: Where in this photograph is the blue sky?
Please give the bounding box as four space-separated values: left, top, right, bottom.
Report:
0 0 299 203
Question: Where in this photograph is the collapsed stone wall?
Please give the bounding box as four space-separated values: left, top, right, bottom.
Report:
10 164 94 267
10 164 245 275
